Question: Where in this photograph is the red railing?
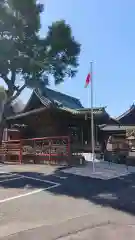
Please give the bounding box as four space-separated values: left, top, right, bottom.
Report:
0 136 70 165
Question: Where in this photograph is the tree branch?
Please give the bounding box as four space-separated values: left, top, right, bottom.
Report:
1 74 11 88
8 84 26 103
11 70 16 85
1 73 19 94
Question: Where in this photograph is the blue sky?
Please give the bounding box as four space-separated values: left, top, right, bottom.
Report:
40 0 135 117
1 0 135 117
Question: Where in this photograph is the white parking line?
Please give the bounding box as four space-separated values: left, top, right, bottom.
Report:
2 172 59 186
20 174 58 185
0 174 18 180
0 183 60 204
0 176 24 183
0 173 17 177
54 175 67 179
0 172 61 203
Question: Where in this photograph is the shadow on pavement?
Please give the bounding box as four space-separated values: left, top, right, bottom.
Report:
0 167 135 216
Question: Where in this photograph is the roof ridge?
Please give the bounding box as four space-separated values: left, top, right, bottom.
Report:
44 87 82 102
77 107 106 111
21 90 34 113
116 104 135 120
34 89 53 107
23 87 84 112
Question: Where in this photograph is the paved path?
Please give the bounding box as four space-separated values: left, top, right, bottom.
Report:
2 212 135 240
62 161 132 179
0 164 135 239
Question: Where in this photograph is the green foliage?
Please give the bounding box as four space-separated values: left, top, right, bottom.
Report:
0 0 80 102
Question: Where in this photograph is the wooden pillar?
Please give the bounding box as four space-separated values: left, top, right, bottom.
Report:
95 125 98 146
81 126 84 145
88 120 91 144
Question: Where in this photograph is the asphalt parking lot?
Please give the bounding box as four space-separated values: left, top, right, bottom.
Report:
1 164 135 239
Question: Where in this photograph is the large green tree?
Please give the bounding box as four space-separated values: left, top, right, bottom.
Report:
0 0 80 140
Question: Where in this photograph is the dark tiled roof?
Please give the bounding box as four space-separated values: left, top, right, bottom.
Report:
23 88 83 113
76 107 106 114
41 88 83 109
100 125 135 132
116 104 135 121
7 106 108 121
7 107 47 120
34 89 53 107
7 87 109 121
58 107 108 116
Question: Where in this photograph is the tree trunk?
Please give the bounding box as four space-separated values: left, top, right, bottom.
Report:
0 104 7 144
0 108 7 163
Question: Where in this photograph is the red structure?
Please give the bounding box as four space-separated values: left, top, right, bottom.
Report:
0 136 70 165
7 88 114 152
1 88 116 165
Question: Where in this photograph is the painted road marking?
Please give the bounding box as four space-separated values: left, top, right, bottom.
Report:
53 175 67 179
0 176 24 183
0 173 18 180
19 174 59 185
0 172 60 187
0 183 60 204
0 173 17 176
0 172 61 203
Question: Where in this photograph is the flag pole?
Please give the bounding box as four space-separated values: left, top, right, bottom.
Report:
90 61 95 172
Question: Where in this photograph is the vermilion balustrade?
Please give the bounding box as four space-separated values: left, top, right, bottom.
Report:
0 136 70 164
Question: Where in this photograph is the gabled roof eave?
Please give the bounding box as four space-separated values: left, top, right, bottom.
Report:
116 104 135 121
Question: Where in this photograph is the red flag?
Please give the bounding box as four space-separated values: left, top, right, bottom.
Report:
84 73 91 88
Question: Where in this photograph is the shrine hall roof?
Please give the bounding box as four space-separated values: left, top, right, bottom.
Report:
7 87 110 121
23 88 84 112
7 105 108 120
116 104 135 123
100 124 135 132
